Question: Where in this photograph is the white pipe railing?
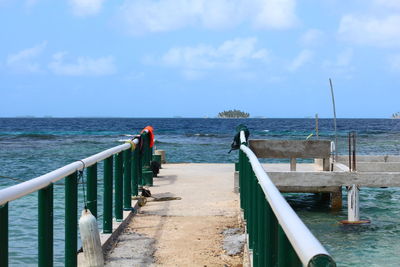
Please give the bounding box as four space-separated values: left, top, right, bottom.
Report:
0 139 139 206
240 131 332 265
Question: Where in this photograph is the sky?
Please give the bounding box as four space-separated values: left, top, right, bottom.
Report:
0 0 399 118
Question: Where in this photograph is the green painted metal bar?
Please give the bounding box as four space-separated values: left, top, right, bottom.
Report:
38 184 53 267
123 149 132 210
0 202 8 267
143 133 152 169
103 156 113 233
271 207 279 266
278 224 301 266
131 147 140 196
65 172 77 267
114 152 123 221
258 187 266 267
141 132 153 186
138 145 143 186
255 183 264 267
87 164 98 218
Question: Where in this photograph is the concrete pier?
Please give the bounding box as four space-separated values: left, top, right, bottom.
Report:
104 163 243 266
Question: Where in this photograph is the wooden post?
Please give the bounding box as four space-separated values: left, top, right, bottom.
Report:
290 158 296 171
331 187 342 211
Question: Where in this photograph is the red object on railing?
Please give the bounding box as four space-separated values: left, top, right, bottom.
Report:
141 126 154 147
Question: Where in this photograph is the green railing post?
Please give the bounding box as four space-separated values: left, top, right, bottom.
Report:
271 210 279 266
65 172 77 267
114 153 123 221
38 184 53 267
103 156 113 233
239 150 244 208
87 164 97 218
278 225 301 267
254 183 264 267
141 133 153 186
138 147 143 186
258 187 266 267
0 202 8 267
131 146 140 197
123 149 132 210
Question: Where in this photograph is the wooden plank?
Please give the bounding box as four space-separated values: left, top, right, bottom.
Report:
268 171 400 187
249 140 331 159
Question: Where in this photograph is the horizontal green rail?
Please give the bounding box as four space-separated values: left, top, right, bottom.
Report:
0 128 156 266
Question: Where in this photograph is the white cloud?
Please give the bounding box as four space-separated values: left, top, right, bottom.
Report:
300 29 324 46
70 0 105 16
389 54 400 71
6 41 47 73
338 15 400 47
161 37 269 79
49 52 116 76
117 0 298 34
322 48 354 78
374 0 400 9
336 48 353 67
163 37 268 68
253 0 297 29
288 49 312 71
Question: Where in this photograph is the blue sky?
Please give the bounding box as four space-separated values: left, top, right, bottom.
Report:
1 0 399 118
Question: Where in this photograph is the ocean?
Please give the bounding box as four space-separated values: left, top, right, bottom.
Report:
1 118 400 266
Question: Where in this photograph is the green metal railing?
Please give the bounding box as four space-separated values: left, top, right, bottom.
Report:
0 127 155 267
237 126 336 267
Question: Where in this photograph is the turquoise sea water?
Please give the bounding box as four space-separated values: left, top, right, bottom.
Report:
1 118 400 266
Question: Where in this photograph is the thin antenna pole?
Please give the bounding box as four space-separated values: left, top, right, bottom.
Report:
315 113 319 139
329 78 338 161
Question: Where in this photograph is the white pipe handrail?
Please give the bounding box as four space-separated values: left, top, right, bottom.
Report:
240 139 332 265
0 139 140 206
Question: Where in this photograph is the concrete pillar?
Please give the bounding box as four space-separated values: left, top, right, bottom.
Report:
322 158 330 171
347 185 359 221
155 150 166 163
234 171 239 193
290 158 296 171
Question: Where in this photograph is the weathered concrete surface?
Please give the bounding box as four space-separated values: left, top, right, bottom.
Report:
337 155 400 163
78 201 139 266
249 140 331 159
105 163 243 266
338 162 400 172
267 171 400 187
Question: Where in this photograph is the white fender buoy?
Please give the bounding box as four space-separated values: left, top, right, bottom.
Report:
79 209 104 267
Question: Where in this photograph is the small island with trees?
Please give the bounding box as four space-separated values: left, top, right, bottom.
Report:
218 109 250 118
392 112 400 119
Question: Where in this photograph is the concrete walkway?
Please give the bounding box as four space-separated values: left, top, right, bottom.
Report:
104 163 243 267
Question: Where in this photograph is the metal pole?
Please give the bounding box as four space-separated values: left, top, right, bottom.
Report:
131 147 139 197
38 184 53 267
278 225 301 267
103 156 113 233
329 78 338 161
114 152 123 221
142 133 153 186
315 113 319 139
65 172 77 267
87 164 97 218
348 132 352 172
352 132 356 171
0 202 8 267
123 149 132 210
